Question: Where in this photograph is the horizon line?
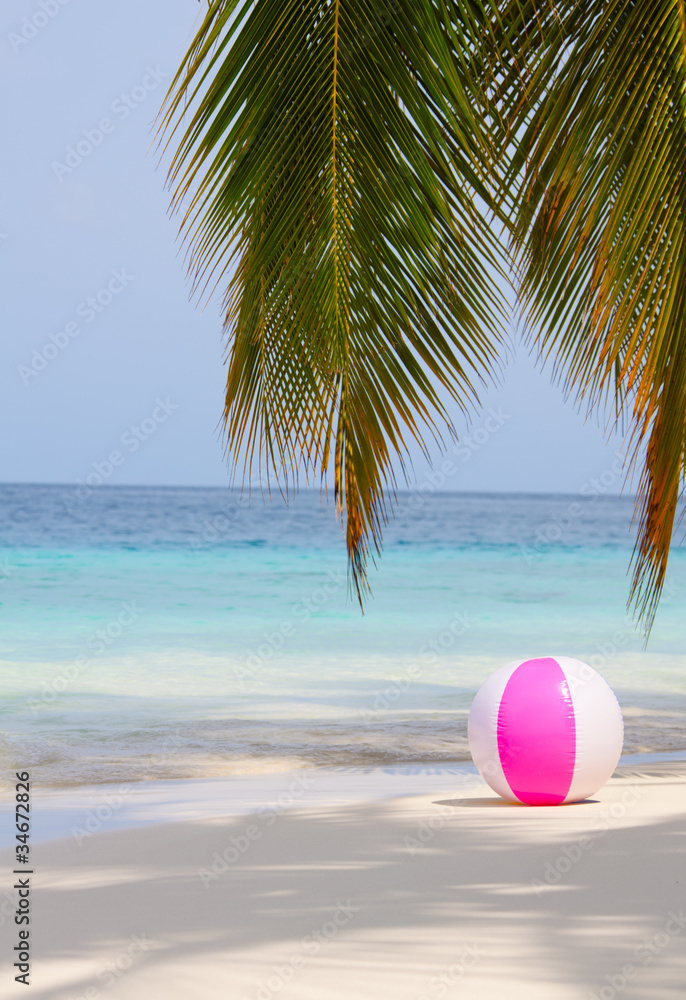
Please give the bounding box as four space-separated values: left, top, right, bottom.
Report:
0 480 635 500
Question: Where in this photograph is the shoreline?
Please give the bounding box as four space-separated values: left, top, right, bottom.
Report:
5 750 686 848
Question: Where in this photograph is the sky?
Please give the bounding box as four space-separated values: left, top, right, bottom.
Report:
2 0 632 496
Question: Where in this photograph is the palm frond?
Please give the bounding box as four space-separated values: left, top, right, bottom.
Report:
502 0 686 634
159 0 507 606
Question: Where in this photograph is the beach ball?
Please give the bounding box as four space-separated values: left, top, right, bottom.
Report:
468 656 623 805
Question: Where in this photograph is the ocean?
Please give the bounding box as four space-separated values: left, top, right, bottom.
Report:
2 483 685 786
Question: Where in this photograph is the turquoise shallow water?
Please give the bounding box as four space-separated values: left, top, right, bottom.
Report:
1 484 685 785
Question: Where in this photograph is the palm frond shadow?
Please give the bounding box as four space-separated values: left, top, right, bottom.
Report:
26 764 686 998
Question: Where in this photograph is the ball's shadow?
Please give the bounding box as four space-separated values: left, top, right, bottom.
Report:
433 797 600 809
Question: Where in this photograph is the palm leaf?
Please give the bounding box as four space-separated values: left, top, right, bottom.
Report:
159 0 507 606
501 0 686 634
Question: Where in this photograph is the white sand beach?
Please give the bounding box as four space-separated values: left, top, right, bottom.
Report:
5 759 686 1000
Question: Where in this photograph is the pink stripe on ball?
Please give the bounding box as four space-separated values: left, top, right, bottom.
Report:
497 657 576 805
